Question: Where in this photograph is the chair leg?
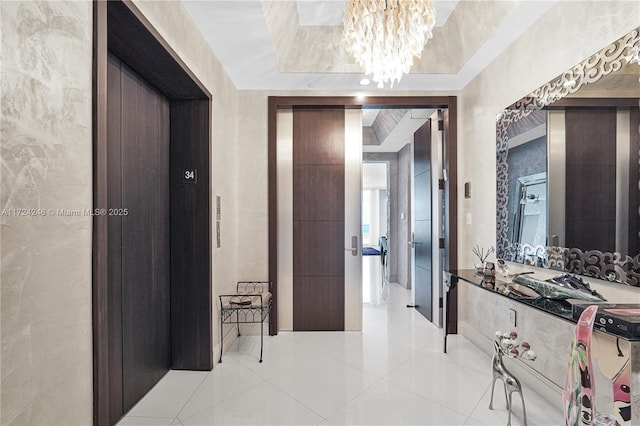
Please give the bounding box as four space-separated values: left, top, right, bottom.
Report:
236 314 241 337
259 318 264 363
507 392 513 426
219 315 224 363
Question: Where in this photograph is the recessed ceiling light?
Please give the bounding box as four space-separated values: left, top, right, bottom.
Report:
359 78 371 86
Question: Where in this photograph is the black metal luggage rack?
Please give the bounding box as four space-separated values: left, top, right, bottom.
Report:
218 281 272 363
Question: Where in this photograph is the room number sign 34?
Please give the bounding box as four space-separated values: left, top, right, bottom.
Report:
182 169 197 184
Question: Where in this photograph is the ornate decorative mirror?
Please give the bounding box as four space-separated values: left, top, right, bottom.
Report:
496 28 640 286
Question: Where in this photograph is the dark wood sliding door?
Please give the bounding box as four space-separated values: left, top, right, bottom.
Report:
413 120 433 322
107 54 171 418
292 108 345 331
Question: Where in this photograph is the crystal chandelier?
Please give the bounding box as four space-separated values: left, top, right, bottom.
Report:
343 0 436 88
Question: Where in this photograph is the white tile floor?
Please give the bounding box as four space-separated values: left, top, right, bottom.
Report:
117 283 563 426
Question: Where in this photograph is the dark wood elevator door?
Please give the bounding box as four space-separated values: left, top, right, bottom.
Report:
107 54 171 421
413 120 433 321
292 108 346 331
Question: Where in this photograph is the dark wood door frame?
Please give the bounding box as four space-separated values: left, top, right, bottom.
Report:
93 1 212 424
268 96 458 335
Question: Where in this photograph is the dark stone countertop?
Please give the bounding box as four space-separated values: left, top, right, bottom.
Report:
448 269 574 322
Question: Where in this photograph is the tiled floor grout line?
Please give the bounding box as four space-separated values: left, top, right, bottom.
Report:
463 381 493 425
263 372 333 422
170 371 211 423
375 348 490 421
176 359 268 423
321 375 387 422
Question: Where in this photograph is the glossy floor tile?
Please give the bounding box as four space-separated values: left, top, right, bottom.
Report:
181 382 324 425
118 283 563 426
268 354 379 418
327 380 469 425
125 370 209 419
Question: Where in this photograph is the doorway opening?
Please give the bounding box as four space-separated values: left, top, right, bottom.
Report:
268 97 458 337
359 107 444 328
362 162 389 305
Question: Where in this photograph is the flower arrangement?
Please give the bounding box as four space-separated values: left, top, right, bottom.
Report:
472 245 495 270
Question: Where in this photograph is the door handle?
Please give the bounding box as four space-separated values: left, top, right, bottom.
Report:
408 232 415 248
345 235 358 256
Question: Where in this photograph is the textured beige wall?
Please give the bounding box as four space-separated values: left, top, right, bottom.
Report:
1 1 93 424
236 91 270 281
1 0 239 423
457 0 640 398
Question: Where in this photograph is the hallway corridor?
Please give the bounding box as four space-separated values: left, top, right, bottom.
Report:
117 284 563 425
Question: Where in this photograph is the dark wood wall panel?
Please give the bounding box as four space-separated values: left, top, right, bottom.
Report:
170 100 212 370
414 219 433 271
268 98 278 335
293 108 345 165
93 3 109 421
565 220 616 252
565 109 617 252
293 277 345 331
565 110 616 166
106 54 123 425
293 108 346 331
629 107 640 256
293 165 345 221
120 64 171 412
413 121 431 176
107 1 208 99
413 121 433 322
293 221 345 276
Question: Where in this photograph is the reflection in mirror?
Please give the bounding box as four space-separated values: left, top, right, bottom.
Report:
512 172 546 247
496 28 640 286
506 109 548 251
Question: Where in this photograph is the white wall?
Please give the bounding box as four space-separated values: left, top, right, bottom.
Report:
1 1 240 423
363 162 388 189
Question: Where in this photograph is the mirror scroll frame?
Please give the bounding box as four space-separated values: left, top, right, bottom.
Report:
496 28 640 287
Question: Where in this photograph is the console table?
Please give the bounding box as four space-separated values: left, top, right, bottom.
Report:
447 269 640 425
